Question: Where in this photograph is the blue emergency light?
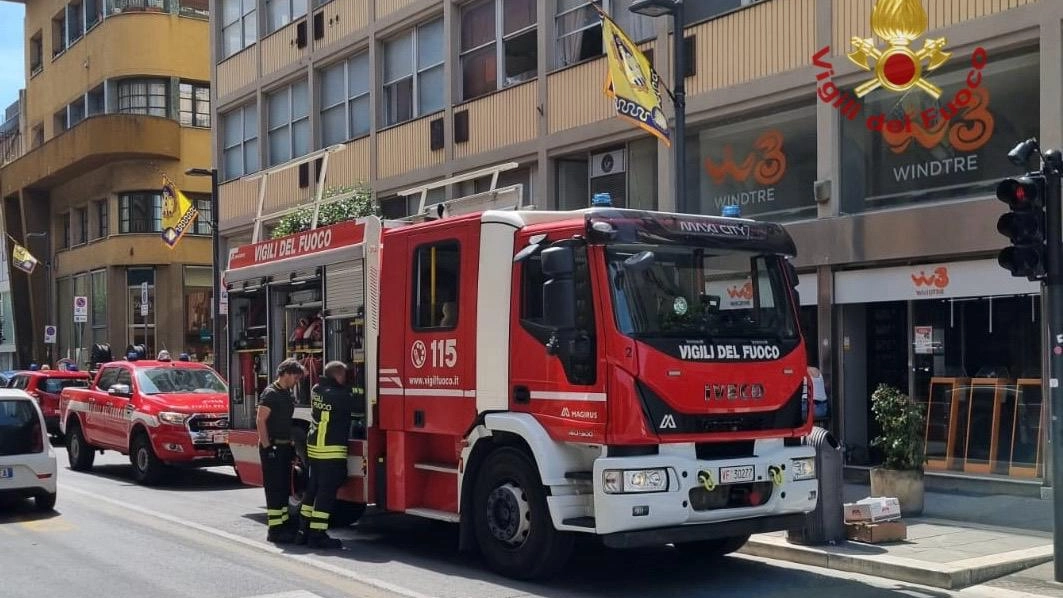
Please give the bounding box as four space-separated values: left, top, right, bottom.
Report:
722 204 741 217
592 192 613 207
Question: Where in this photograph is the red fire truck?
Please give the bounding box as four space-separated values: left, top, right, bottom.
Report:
224 169 818 579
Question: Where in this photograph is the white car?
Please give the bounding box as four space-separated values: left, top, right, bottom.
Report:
0 389 57 511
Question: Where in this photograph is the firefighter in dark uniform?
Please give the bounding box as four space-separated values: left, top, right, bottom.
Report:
295 360 360 548
256 358 306 544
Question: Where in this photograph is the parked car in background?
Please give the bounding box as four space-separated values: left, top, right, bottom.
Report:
0 389 58 511
9 370 92 438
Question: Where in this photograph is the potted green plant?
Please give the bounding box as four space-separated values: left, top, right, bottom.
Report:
271 184 379 239
869 383 926 517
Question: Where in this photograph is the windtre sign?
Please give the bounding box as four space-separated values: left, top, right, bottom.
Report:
812 0 988 136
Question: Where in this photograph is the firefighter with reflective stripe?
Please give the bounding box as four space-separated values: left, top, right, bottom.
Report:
295 360 360 548
256 358 306 544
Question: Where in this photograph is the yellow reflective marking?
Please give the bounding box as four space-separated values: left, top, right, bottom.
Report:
18 518 74 533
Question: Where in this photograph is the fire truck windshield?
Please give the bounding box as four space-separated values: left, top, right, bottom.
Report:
605 245 798 341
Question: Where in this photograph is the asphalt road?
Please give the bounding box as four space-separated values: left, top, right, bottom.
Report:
0 445 1049 598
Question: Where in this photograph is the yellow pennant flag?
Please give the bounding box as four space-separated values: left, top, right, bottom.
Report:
11 242 38 274
599 6 671 147
161 175 199 248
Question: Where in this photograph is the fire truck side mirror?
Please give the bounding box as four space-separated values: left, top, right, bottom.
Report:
541 246 576 333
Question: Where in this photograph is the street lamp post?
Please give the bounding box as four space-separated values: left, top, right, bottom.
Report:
25 231 52 365
630 0 687 214
186 168 224 378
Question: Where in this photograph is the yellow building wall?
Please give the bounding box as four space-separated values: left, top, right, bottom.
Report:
22 8 210 141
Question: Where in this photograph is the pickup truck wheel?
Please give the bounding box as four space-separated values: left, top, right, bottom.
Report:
130 433 166 486
472 447 573 580
330 500 366 528
674 534 751 558
66 424 95 471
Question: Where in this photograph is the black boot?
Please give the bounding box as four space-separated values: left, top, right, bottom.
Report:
294 518 310 545
307 530 343 549
266 525 297 544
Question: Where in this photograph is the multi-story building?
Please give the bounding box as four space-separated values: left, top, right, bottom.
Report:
1 0 216 369
0 95 23 370
211 0 1054 491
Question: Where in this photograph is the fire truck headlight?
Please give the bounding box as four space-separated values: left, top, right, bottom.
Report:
158 411 190 426
791 457 816 481
602 469 669 494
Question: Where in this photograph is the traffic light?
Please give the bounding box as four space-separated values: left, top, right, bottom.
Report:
996 175 1047 280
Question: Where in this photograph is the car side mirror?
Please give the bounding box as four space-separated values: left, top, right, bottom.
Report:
108 383 131 398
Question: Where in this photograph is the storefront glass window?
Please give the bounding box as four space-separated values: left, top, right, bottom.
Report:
91 270 106 347
127 268 155 354
840 51 1039 213
912 295 1043 479
184 266 213 361
685 104 817 222
57 277 73 362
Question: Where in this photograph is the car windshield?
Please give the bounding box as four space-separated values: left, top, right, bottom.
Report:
42 379 89 394
605 245 798 340
136 368 227 394
0 399 40 456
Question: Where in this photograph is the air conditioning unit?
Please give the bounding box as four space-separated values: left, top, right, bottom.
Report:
591 149 626 178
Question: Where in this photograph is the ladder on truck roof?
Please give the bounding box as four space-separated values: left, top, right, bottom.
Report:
244 143 348 243
392 162 531 224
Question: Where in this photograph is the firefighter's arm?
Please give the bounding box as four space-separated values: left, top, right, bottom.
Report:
256 405 272 448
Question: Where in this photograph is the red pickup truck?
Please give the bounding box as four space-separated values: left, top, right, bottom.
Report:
59 359 231 484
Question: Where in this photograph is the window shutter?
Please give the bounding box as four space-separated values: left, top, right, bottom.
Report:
326 261 364 317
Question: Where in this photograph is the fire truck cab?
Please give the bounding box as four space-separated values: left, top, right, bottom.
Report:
224 167 818 580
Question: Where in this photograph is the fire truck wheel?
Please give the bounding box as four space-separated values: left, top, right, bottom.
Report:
66 423 95 471
331 501 367 527
472 447 574 580
674 534 750 558
130 432 166 485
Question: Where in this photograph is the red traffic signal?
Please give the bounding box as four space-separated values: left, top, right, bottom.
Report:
996 176 1044 209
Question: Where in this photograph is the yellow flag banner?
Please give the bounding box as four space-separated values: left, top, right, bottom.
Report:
161 176 199 248
11 242 38 274
599 6 671 146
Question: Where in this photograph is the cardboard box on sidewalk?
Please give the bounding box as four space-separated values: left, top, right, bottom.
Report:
843 497 901 523
846 520 907 544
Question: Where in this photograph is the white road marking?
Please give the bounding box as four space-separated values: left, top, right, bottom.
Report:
61 484 435 598
241 592 328 598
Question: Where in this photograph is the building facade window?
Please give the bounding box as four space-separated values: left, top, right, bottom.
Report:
75 207 88 245
222 0 257 58
382 18 444 127
555 0 654 68
96 199 108 239
68 98 86 127
52 11 67 57
117 78 168 117
61 213 71 249
68 1 85 44
30 32 43 75
460 0 537 101
221 103 259 180
189 194 212 235
179 82 211 127
119 192 162 233
319 52 370 146
265 0 306 34
87 85 105 116
267 80 310 166
86 0 102 29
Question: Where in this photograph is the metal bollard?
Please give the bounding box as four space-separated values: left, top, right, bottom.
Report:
787 426 845 545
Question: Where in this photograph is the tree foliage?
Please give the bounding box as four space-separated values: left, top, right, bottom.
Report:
271 185 378 239
870 383 926 471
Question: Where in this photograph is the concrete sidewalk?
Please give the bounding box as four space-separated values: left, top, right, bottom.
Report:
739 483 1056 590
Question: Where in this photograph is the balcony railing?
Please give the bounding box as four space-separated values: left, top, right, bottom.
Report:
106 0 168 15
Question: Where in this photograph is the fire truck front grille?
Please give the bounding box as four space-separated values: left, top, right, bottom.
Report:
187 415 229 433
688 481 774 511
